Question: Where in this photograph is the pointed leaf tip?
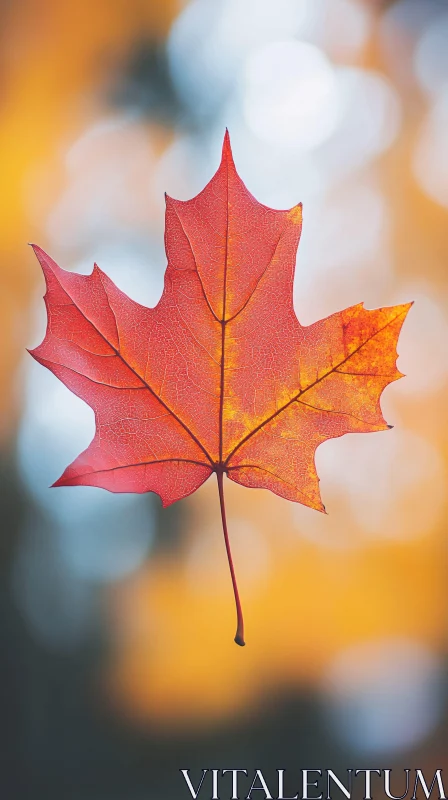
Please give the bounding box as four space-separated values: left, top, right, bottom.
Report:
29 243 51 266
222 129 234 164
287 203 303 225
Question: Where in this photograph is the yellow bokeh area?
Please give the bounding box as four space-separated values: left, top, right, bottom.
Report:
107 477 447 724
0 0 176 439
2 0 448 795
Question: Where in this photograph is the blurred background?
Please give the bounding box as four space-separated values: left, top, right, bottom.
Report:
1 0 447 797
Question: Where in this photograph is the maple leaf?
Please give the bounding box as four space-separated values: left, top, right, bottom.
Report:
29 131 412 646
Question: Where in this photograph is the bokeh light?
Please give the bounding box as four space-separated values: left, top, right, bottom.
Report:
413 89 448 209
321 637 445 754
242 41 339 149
414 11 448 98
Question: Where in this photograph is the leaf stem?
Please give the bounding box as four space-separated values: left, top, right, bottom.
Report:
216 471 245 646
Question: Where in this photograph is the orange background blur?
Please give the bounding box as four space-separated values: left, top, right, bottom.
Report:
1 0 447 797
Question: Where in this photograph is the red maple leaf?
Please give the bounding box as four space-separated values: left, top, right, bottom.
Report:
29 132 412 646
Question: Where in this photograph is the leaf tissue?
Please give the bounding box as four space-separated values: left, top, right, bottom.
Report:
30 132 411 645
